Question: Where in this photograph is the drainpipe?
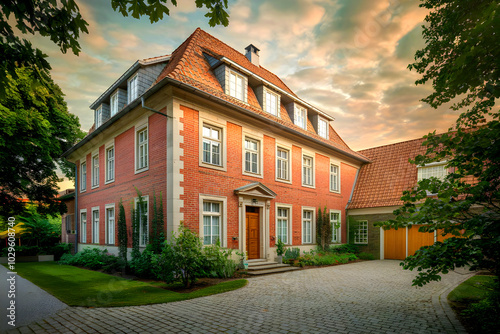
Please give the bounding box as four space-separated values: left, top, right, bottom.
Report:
65 161 78 254
141 97 173 118
345 168 360 244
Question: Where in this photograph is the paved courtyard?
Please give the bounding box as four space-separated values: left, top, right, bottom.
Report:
5 260 472 334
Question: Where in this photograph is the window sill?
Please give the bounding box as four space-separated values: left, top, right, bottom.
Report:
200 162 227 172
243 171 263 179
91 185 99 190
134 167 149 175
105 179 115 185
275 178 292 184
302 184 315 189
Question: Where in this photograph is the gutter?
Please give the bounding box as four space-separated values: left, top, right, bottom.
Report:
64 76 370 164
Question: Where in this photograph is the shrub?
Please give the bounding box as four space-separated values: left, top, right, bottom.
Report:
283 248 300 261
152 225 206 288
58 248 123 273
129 244 155 278
297 253 357 266
276 238 285 256
203 241 237 278
51 243 72 261
462 298 500 333
358 252 375 260
329 244 359 254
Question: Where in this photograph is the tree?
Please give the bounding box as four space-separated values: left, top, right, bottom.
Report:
0 0 230 98
117 199 128 265
378 0 499 287
316 206 331 251
0 66 85 217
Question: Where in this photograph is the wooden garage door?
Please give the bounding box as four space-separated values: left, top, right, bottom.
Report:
384 228 406 260
408 225 435 256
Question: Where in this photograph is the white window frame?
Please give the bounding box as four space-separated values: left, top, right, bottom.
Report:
110 91 119 116
330 210 342 243
135 196 149 247
201 122 226 170
318 118 328 139
330 163 340 193
95 106 102 128
91 152 99 189
199 194 227 247
417 162 448 182
127 73 139 103
228 70 245 101
105 204 115 245
80 209 87 243
80 160 87 192
264 89 279 116
276 204 292 245
302 154 315 188
91 207 99 244
302 207 315 244
354 220 368 245
105 145 115 183
276 147 290 182
243 137 261 176
295 105 307 130
135 124 149 173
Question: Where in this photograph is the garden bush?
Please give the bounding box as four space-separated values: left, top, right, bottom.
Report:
59 248 123 273
328 244 359 254
203 241 238 278
298 252 357 266
129 244 155 278
357 252 375 260
283 248 300 261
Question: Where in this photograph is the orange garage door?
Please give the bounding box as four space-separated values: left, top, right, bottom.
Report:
384 228 406 260
408 225 435 256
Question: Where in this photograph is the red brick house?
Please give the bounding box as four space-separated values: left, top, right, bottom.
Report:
63 28 369 260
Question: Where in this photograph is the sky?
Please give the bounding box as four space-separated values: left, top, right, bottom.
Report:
25 0 459 189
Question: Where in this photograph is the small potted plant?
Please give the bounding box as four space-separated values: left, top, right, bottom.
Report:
275 238 285 264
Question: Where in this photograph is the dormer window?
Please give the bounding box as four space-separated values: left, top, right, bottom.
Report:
128 74 139 103
265 89 279 116
110 92 119 116
295 106 307 129
318 118 328 139
418 163 448 181
95 107 103 128
229 71 244 101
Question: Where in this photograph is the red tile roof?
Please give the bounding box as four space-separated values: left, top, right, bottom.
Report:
154 28 367 162
348 137 427 209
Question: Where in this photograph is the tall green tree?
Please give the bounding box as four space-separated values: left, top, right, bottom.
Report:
0 0 230 98
0 67 85 217
378 0 499 287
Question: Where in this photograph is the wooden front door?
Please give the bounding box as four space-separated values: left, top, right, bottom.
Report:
246 210 260 259
408 225 434 256
384 228 406 260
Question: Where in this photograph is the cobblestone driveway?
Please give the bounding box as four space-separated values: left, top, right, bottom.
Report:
7 260 472 334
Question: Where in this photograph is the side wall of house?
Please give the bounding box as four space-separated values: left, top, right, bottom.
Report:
76 112 167 255
347 213 394 259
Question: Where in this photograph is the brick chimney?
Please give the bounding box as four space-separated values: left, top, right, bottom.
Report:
245 44 260 66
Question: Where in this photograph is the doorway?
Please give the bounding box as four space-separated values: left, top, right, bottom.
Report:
245 207 260 259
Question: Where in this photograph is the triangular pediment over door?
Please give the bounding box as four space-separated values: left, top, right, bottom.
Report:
234 182 277 199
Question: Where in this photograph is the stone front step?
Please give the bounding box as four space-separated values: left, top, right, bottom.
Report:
246 259 300 276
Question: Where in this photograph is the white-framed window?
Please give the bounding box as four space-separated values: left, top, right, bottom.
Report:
95 107 102 128
110 91 119 116
80 210 87 243
136 127 148 171
276 207 290 244
330 210 341 243
128 74 139 103
418 163 448 181
354 220 368 244
318 118 328 139
92 207 99 244
91 153 99 188
80 161 87 192
295 106 307 130
199 194 227 247
135 196 149 247
244 138 259 174
302 155 314 187
302 209 314 244
105 205 115 245
202 201 221 245
229 71 244 101
330 164 340 192
276 148 290 181
106 146 115 183
265 90 279 116
202 124 222 166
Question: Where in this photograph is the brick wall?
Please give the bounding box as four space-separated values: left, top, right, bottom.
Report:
347 212 395 259
77 112 167 249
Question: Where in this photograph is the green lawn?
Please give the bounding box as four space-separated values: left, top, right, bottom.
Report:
448 275 496 303
6 262 247 307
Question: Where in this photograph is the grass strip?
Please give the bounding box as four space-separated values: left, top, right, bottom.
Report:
5 262 247 307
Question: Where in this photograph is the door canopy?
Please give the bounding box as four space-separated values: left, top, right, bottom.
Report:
234 182 277 199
